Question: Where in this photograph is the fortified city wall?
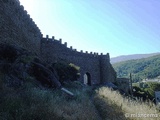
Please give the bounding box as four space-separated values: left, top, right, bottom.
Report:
0 0 116 85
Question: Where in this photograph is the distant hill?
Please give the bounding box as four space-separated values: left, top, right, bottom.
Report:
111 53 160 64
112 54 160 82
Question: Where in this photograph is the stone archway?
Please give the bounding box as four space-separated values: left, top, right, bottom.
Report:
83 72 91 86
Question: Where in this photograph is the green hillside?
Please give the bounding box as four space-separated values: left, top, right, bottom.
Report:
113 55 160 82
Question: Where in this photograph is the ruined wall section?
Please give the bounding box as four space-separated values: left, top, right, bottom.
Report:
99 53 116 83
41 36 102 85
108 64 117 83
0 0 42 54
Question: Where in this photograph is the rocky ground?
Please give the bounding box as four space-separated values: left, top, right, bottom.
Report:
0 43 62 89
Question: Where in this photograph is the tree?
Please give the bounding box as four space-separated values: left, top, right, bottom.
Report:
52 61 80 84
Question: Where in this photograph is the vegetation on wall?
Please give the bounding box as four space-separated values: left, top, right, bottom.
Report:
52 61 80 84
113 55 160 82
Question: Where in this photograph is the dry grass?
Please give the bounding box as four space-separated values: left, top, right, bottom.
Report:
94 87 160 120
2 76 160 120
0 81 101 120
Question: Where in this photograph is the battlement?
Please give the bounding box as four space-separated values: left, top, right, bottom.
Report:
0 0 42 54
0 0 110 58
41 35 109 58
0 0 109 57
1 0 116 85
1 0 41 34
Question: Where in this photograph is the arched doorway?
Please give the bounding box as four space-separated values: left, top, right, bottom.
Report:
83 72 91 86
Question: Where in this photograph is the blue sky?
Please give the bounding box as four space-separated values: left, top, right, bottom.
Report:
19 0 160 57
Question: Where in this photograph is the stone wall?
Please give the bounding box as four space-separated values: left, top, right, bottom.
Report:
41 36 116 85
0 0 116 85
0 0 42 54
117 78 130 94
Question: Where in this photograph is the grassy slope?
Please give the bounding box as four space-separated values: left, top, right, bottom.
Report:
0 78 100 120
1 74 160 120
94 87 160 120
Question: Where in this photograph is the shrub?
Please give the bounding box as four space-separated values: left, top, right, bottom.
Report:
133 82 160 101
132 86 152 101
145 82 160 97
53 61 80 83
